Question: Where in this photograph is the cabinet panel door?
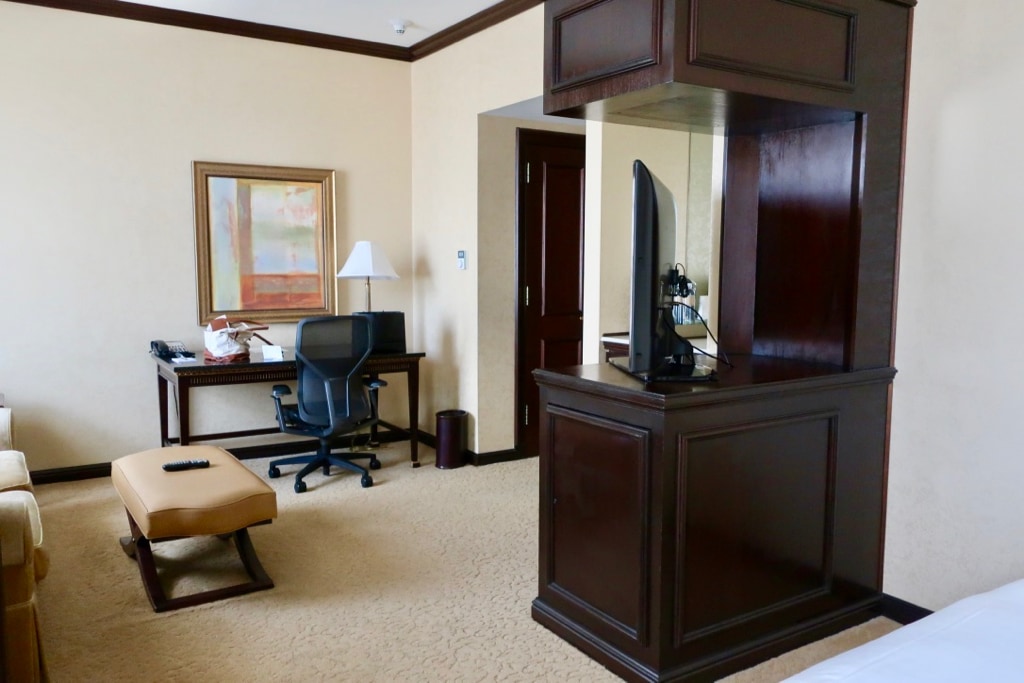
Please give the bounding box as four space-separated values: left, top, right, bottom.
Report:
548 0 661 92
541 405 652 646
690 0 857 91
677 413 836 643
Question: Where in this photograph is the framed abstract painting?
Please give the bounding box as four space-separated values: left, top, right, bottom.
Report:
192 161 336 324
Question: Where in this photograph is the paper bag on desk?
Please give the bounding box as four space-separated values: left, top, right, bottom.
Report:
203 315 270 363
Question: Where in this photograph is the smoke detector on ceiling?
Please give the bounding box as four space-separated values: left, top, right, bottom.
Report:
390 19 408 35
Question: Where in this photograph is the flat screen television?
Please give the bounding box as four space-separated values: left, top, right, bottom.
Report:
610 160 715 383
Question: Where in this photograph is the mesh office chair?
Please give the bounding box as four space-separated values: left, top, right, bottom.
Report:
268 315 386 493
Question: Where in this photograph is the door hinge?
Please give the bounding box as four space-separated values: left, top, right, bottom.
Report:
526 162 530 184
524 285 529 307
525 404 529 426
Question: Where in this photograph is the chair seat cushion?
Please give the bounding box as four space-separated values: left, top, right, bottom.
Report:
111 446 276 540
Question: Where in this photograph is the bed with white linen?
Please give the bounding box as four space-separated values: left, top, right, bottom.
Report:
782 578 1024 682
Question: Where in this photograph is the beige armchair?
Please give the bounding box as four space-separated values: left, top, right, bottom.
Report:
0 408 49 682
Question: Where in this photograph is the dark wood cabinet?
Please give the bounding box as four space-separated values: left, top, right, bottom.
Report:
545 0 914 369
545 0 914 130
534 362 895 681
535 1 916 680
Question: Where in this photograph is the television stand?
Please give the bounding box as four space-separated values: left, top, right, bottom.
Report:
533 359 896 681
607 356 716 384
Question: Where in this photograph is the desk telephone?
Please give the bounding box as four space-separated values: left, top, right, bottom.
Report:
150 340 195 361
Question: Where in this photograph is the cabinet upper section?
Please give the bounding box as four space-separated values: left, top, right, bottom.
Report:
544 0 916 133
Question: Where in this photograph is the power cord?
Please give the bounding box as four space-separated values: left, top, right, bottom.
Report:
662 302 733 368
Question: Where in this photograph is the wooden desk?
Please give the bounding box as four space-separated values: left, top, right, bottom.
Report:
155 350 426 466
600 332 629 361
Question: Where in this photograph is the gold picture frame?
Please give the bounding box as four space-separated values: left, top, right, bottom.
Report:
193 161 336 324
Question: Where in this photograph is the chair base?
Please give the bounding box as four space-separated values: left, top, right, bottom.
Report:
268 451 381 493
120 512 274 613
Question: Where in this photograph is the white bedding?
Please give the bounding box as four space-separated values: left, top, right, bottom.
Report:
783 578 1024 682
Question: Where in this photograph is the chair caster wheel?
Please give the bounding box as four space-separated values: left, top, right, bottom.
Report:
294 480 307 493
268 466 281 478
369 457 381 470
361 475 373 488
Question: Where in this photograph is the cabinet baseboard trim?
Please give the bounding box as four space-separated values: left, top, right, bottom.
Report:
878 593 932 624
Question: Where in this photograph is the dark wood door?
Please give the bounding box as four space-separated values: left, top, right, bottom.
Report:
516 129 586 457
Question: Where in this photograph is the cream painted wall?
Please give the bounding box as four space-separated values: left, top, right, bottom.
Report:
581 122 606 365
684 132 722 309
477 113 583 454
0 3 411 468
409 7 545 453
591 123 692 357
886 0 1024 609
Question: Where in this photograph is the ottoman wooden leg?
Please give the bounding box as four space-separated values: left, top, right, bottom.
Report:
119 509 274 613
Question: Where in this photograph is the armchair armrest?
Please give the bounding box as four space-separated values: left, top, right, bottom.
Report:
0 451 33 493
0 408 12 451
0 491 47 582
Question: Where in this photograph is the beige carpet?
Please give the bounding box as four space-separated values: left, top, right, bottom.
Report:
33 444 898 681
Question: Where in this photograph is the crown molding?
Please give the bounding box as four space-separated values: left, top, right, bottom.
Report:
411 0 544 60
3 0 544 62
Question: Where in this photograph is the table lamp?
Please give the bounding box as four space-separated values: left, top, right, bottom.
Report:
336 241 399 312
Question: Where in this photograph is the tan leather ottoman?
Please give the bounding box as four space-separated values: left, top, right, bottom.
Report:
111 445 277 612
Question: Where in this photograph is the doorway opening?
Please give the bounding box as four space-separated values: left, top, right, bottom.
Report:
515 129 586 457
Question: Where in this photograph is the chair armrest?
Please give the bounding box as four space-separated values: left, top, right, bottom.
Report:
0 408 12 451
0 491 46 581
270 385 302 432
0 451 33 493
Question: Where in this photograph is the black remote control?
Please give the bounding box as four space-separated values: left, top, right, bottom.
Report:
162 459 210 472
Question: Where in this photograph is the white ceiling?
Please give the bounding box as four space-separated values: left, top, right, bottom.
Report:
119 0 505 47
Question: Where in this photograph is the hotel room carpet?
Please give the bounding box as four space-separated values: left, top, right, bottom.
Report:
33 443 897 682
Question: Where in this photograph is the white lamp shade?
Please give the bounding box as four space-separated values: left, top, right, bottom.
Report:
336 241 399 280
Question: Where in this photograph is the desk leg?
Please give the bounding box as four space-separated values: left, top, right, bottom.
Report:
178 379 191 447
158 373 170 447
409 363 420 467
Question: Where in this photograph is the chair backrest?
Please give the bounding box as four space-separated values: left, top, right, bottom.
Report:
294 315 374 428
